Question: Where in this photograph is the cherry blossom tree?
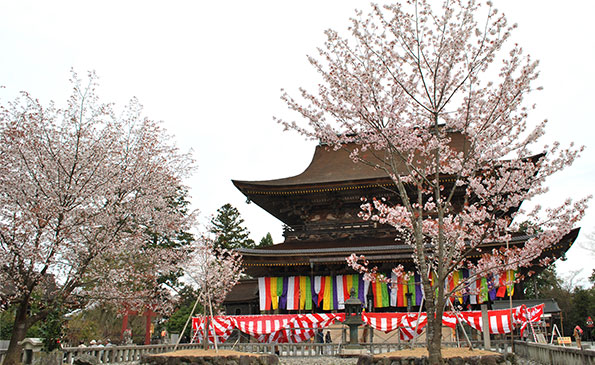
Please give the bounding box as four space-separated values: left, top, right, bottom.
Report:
182 235 243 350
0 72 195 365
278 0 589 362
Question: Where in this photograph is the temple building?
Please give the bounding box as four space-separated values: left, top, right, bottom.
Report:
226 135 579 315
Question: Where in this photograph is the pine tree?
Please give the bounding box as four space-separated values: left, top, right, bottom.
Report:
210 204 255 249
523 265 561 299
259 232 274 247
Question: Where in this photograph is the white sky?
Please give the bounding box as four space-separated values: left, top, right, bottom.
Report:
1 0 593 285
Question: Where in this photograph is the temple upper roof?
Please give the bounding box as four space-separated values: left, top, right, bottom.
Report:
232 132 468 190
233 144 389 189
232 132 542 237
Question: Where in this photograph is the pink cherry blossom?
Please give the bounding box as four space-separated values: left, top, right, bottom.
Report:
278 1 589 362
0 71 196 365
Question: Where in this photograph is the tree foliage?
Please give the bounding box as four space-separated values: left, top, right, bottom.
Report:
40 307 64 352
279 0 588 362
183 235 243 348
523 265 560 299
164 286 201 340
185 236 243 315
0 308 42 341
567 286 595 335
0 71 195 365
258 232 274 247
210 203 254 249
524 267 595 339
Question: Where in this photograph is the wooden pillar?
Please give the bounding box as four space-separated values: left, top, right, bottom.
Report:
121 309 137 342
121 312 129 342
481 304 490 349
144 309 156 345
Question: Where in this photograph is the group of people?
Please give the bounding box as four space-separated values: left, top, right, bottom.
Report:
315 329 332 354
315 328 332 344
77 339 115 347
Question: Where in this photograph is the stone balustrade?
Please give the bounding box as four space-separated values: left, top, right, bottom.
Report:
0 339 516 364
62 343 203 364
514 340 595 365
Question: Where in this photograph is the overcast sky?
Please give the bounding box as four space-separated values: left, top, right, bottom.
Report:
1 0 593 285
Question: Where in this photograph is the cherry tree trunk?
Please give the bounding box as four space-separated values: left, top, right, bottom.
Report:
3 299 31 365
427 317 444 364
423 279 445 364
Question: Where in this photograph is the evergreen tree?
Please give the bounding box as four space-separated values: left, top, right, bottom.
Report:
523 265 561 299
259 232 274 247
40 307 64 352
210 204 255 249
164 286 202 340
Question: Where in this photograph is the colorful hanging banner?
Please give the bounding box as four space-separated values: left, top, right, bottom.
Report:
323 275 333 310
336 275 345 310
371 279 390 308
408 275 416 306
270 277 278 310
257 270 516 311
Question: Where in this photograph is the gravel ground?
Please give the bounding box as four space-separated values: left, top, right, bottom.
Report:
279 355 546 365
280 357 358 365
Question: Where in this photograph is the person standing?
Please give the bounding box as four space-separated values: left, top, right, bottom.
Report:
574 325 583 349
315 328 324 354
324 331 332 355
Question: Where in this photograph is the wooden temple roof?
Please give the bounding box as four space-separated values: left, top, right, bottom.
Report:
233 133 540 228
492 298 561 314
232 144 397 226
233 132 468 189
233 145 389 189
231 132 577 279
224 279 258 303
233 137 468 227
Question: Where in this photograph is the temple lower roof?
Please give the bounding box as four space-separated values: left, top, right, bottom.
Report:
238 228 580 278
492 298 561 314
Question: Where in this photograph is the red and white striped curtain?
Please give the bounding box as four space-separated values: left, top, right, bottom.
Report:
454 304 544 335
361 304 544 339
362 312 427 341
192 313 345 344
191 304 543 344
191 316 235 344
